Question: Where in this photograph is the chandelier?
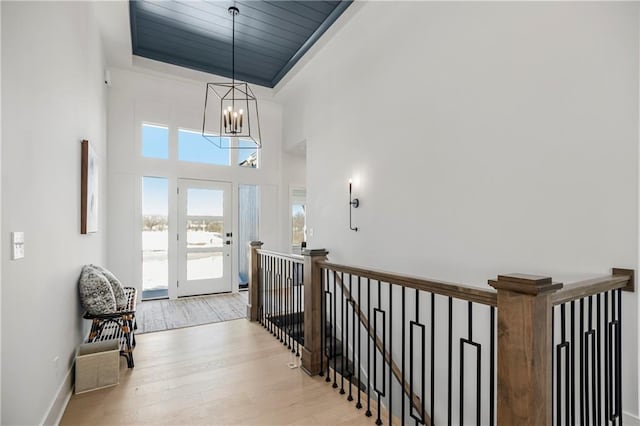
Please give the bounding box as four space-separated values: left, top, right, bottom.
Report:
202 5 261 149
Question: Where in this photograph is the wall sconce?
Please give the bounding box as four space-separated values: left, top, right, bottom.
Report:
349 179 359 232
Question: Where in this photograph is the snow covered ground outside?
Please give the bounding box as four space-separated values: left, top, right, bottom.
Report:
143 231 224 290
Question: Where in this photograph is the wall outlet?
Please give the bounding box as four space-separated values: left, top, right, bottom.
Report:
11 232 24 260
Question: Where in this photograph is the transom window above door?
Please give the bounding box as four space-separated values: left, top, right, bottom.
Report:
178 129 230 166
141 123 259 168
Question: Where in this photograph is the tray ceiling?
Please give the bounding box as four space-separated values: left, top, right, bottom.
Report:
130 1 352 88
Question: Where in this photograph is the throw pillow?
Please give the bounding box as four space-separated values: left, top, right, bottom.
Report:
91 264 127 310
79 265 116 315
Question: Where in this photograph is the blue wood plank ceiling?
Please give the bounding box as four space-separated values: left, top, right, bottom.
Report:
129 1 352 88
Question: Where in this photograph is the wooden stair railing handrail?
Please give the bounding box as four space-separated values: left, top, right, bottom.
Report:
550 268 634 305
257 249 304 263
250 243 637 425
331 271 431 426
318 261 497 307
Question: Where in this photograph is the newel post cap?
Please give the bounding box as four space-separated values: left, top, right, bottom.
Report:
249 241 264 247
302 248 329 257
489 273 563 295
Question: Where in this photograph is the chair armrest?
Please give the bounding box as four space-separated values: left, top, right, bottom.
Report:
83 310 135 320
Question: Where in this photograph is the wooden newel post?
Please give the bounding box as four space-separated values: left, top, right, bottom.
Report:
246 241 263 322
489 274 563 426
301 248 329 376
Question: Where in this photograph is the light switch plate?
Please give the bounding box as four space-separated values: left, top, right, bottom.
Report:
11 232 24 260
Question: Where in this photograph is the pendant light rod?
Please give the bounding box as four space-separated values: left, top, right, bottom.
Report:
202 4 261 149
229 6 238 106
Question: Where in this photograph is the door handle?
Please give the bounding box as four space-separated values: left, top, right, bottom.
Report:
225 240 231 245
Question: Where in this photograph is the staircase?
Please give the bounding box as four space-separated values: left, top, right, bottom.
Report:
268 312 367 391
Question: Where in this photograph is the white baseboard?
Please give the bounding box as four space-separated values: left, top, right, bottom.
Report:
41 365 74 426
624 411 640 426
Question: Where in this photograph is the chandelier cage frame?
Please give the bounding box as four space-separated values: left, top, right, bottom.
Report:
202 81 262 149
201 5 262 150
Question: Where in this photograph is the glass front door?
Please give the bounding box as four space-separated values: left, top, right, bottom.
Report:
177 179 232 296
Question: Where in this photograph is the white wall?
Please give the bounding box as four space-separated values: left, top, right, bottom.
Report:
1 2 108 424
0 3 3 422
277 1 640 418
107 68 284 298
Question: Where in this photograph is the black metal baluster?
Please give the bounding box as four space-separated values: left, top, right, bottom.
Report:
460 302 481 426
431 292 435 426
289 261 293 352
490 306 495 426
616 289 622 425
476 304 481 426
389 282 393 426
580 298 585 426
287 260 292 353
277 258 281 341
555 305 559 426
282 259 287 346
333 270 338 389
289 260 293 351
341 272 346 395
264 255 267 327
448 296 453 426
557 303 570 426
270 257 274 335
462 301 469 425
402 285 406 425
294 262 298 353
292 261 296 354
421 292 426 426
374 280 385 426
357 276 363 410
349 274 355 402
410 289 426 425
589 296 596 425
284 260 289 348
609 289 617 423
366 277 372 417
345 274 351 400
604 291 610 423
571 300 576 424
297 263 302 357
273 257 277 337
291 261 295 349
279 258 284 343
320 268 325 377
278 259 284 343
259 254 263 326
596 294 602 426
324 269 332 380
263 255 267 328
273 257 277 335
552 305 555 424
409 290 415 424
267 257 272 333
551 305 568 426
271 257 275 336
268 255 271 330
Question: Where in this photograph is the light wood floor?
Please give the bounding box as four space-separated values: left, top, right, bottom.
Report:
61 319 376 425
